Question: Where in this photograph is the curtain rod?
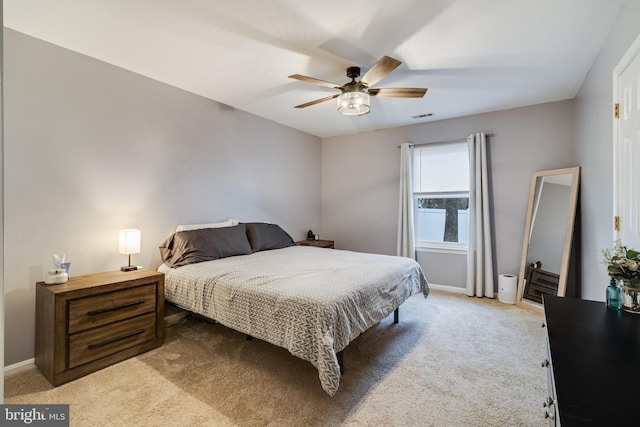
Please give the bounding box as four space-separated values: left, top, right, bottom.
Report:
397 133 495 148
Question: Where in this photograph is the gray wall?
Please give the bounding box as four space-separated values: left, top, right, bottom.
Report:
322 100 575 287
4 30 321 365
574 0 640 301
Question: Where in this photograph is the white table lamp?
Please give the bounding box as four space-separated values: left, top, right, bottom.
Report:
119 229 141 271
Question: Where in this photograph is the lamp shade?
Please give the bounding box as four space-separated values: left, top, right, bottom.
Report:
337 92 370 116
119 229 141 255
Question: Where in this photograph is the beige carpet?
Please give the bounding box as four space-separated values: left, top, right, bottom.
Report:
5 289 547 426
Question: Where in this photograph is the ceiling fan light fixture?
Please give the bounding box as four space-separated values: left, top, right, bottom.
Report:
337 92 370 116
290 56 426 113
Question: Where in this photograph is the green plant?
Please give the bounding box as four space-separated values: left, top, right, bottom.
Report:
601 240 640 286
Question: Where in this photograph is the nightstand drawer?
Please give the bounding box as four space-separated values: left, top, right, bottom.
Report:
68 284 157 334
68 312 157 369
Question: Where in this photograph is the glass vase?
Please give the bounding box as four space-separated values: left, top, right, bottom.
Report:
606 280 621 310
620 280 640 314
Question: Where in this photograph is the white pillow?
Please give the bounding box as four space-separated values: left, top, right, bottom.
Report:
176 218 239 232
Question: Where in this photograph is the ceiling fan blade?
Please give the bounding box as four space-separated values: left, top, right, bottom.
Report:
294 94 340 108
289 74 341 89
360 56 401 87
369 87 427 98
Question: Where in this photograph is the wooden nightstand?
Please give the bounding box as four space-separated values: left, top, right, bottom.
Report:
35 269 165 386
295 239 335 249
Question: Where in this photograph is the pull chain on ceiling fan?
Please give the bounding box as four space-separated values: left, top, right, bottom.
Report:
289 56 427 116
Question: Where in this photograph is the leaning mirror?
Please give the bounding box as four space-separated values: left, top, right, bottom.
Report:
517 167 580 303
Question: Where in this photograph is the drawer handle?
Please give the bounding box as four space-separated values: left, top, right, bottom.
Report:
544 408 555 420
87 299 145 316
87 329 145 350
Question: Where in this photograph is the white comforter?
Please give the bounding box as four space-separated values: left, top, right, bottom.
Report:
158 245 429 395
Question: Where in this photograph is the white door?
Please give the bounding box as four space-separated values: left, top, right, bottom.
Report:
614 35 640 249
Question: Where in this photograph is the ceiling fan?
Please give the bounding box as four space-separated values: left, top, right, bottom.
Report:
289 56 427 116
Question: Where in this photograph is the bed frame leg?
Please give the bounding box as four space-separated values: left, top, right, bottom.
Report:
337 350 344 374
394 308 399 324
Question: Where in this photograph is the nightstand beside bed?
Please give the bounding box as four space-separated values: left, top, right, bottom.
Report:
35 269 165 386
295 239 335 249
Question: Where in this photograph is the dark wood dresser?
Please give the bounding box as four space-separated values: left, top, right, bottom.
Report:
35 269 164 386
543 295 640 426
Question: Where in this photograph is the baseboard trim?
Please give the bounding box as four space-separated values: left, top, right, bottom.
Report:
4 358 36 377
428 283 467 294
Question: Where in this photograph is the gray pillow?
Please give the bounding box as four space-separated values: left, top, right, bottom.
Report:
244 223 295 252
159 224 252 268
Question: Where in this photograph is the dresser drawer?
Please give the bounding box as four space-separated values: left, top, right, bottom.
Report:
68 312 156 369
68 284 156 334
543 334 558 425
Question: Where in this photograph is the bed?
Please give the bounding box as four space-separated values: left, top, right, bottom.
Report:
157 222 429 395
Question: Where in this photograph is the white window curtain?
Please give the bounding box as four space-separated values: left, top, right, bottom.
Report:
397 142 415 258
466 133 494 297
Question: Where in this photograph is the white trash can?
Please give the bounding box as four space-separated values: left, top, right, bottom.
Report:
498 274 518 304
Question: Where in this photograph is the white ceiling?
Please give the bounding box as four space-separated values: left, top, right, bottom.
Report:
4 0 627 138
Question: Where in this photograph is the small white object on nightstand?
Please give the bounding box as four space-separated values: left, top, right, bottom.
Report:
44 268 68 284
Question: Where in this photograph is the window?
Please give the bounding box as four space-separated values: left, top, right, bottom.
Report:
413 142 469 252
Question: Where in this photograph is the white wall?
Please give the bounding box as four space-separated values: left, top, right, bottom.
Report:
3 30 321 365
322 100 575 288
574 0 640 301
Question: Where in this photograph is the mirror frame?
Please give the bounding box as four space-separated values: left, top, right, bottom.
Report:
517 167 580 302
